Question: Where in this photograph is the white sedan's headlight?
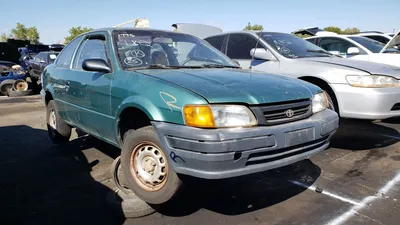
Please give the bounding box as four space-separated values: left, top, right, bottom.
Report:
346 75 400 88
183 105 257 128
312 92 328 113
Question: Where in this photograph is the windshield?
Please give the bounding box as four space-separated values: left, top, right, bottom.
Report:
348 36 399 53
259 32 332 58
113 30 238 69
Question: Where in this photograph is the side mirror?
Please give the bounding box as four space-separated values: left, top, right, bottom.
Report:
82 59 111 73
249 48 275 61
347 47 360 55
328 50 341 56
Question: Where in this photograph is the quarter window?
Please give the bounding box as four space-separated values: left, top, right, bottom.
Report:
55 36 82 68
205 35 225 51
227 34 259 59
74 37 109 70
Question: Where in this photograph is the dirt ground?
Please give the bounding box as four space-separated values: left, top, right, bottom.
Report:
0 95 399 225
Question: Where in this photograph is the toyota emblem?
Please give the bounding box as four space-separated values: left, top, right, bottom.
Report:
285 109 294 118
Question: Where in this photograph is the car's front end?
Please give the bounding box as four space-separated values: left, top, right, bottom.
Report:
330 74 400 119
152 94 338 179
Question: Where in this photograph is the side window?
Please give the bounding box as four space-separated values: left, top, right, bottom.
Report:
227 34 259 59
205 35 225 51
319 38 357 56
56 36 82 68
74 37 109 70
364 35 389 44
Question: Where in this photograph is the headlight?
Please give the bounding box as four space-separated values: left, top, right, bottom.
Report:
312 92 328 114
346 75 400 88
183 105 257 128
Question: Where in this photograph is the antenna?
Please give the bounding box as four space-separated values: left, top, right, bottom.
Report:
249 28 263 70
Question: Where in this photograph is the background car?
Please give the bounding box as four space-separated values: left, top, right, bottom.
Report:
198 28 400 121
357 31 394 45
27 51 59 82
304 31 400 67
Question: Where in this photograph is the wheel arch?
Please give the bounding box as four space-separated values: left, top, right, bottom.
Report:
115 96 164 146
298 76 340 114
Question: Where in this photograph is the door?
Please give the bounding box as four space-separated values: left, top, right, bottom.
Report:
68 33 114 140
225 33 279 72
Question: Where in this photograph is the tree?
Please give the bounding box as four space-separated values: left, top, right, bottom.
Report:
324 26 342 34
243 22 263 31
64 26 93 44
9 23 40 43
342 27 360 34
323 26 360 34
0 33 7 42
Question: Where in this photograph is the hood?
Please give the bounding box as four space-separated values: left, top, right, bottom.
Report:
380 29 400 53
301 57 400 78
135 69 319 105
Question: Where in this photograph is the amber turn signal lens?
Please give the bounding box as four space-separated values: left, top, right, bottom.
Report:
183 105 215 128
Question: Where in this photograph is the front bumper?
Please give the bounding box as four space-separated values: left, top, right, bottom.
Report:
152 109 339 179
332 84 400 120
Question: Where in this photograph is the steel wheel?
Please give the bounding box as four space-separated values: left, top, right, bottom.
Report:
13 79 28 91
130 141 168 192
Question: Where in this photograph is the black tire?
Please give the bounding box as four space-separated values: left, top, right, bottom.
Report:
106 188 157 218
46 100 71 144
121 126 183 204
7 89 34 97
0 79 15 95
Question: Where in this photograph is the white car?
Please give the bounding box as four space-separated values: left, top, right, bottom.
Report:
301 30 400 67
356 32 393 44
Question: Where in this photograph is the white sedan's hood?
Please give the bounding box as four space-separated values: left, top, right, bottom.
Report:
303 57 400 79
368 53 400 68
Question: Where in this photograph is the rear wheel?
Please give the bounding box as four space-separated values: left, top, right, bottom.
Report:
121 126 183 204
46 100 71 144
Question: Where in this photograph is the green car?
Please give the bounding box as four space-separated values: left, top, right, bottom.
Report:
40 28 339 204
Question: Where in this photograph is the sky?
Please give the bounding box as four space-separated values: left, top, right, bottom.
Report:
1 0 399 44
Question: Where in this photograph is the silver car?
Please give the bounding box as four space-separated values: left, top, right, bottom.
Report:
185 27 400 120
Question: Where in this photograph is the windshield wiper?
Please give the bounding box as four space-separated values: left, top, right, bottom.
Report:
128 64 173 70
200 63 240 68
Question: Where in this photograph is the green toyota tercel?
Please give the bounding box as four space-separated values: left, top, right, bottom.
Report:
40 28 339 204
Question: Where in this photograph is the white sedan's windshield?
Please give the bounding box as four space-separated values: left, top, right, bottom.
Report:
113 30 238 69
348 36 400 53
260 32 332 58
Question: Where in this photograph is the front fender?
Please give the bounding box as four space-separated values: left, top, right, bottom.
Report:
115 95 163 122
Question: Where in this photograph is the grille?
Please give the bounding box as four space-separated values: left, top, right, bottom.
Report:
246 135 329 166
253 99 312 126
391 103 400 111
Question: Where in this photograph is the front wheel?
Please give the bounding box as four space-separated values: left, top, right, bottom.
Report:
121 126 183 204
46 100 71 144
